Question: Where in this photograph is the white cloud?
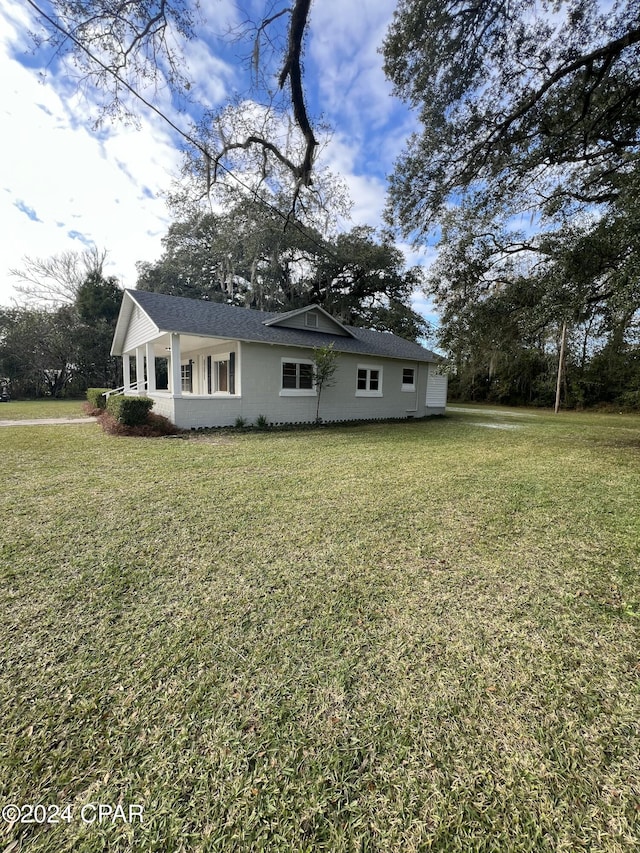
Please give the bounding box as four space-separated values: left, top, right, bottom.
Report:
316 134 385 227
308 1 422 230
308 0 400 133
197 0 242 33
0 3 185 305
179 39 238 109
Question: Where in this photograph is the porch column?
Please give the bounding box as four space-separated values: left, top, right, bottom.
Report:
122 353 131 393
170 333 182 398
145 343 156 394
136 347 145 394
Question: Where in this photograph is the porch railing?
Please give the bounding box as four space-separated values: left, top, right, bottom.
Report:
103 380 147 399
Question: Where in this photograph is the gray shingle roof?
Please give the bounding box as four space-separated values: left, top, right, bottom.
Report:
125 289 438 363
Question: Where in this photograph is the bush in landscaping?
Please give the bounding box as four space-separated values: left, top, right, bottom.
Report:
106 395 154 426
86 388 110 413
97 410 180 437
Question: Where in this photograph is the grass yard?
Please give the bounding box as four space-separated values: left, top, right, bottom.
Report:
0 399 87 420
0 407 638 852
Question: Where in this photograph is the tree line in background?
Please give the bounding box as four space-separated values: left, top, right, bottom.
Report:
0 250 122 398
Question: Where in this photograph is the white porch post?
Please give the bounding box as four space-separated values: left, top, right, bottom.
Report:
122 353 131 393
145 343 156 394
135 347 145 394
170 333 182 398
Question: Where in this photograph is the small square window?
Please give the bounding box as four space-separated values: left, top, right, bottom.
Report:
305 312 319 328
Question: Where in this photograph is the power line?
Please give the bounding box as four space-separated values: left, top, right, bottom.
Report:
23 0 343 262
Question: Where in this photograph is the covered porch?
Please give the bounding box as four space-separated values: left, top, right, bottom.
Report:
119 333 243 428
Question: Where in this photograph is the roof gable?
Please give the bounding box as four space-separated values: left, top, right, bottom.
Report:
111 291 160 356
263 304 354 337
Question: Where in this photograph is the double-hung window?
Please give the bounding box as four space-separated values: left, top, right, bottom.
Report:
401 367 416 391
356 365 383 397
280 359 316 395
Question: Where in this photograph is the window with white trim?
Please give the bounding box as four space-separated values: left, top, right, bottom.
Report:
205 353 236 394
401 367 416 391
215 359 228 392
280 359 316 395
356 365 383 397
181 361 193 393
305 312 319 328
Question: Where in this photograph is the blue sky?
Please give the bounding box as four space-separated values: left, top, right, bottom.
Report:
0 0 438 324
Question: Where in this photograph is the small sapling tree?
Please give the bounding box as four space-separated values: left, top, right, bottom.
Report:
312 344 338 423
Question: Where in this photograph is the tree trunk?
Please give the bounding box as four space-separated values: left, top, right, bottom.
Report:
555 321 567 414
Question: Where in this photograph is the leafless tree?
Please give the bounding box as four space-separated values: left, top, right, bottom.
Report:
10 246 108 307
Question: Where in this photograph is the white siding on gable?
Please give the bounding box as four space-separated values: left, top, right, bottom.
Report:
426 363 448 409
122 304 159 353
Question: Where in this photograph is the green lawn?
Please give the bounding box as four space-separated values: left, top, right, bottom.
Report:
0 398 87 419
1 408 638 852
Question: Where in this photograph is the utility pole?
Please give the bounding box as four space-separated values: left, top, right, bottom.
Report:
555 321 567 414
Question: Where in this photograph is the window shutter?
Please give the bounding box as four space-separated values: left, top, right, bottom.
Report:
229 352 235 394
